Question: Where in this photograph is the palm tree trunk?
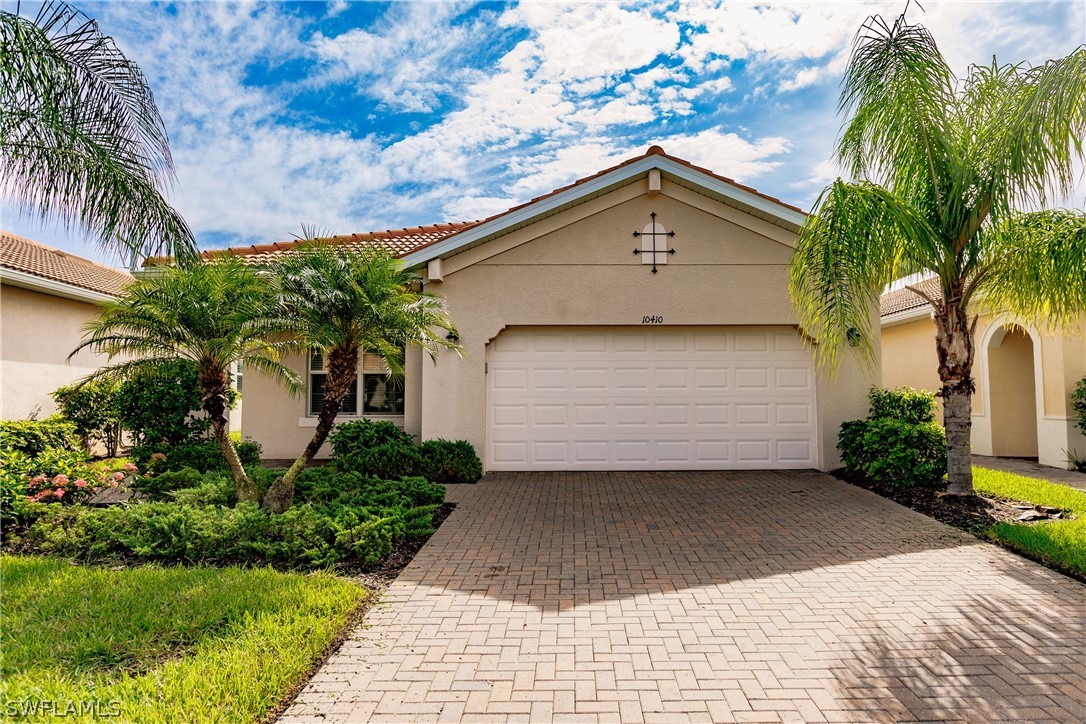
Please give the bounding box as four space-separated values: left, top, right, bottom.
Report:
934 293 978 496
263 346 359 513
199 363 259 503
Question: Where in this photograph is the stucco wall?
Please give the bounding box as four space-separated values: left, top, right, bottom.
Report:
243 346 423 461
882 311 1086 467
880 317 942 399
1 284 108 419
418 181 874 471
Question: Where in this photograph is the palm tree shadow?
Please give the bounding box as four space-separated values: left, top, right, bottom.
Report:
831 582 1086 722
408 470 981 612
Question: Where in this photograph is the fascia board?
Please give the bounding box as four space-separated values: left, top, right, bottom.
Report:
0 267 116 304
402 155 806 267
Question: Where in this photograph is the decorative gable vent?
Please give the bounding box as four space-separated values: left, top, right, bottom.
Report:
632 212 675 273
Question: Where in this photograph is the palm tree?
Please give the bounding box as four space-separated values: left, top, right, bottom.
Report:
790 13 1086 495
71 258 299 502
261 239 460 514
1 1 194 261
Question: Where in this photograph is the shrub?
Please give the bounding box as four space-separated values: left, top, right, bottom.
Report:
117 360 238 446
8 470 446 570
0 417 80 456
131 439 262 474
293 469 444 508
329 419 414 457
329 420 420 479
1072 377 1086 437
51 379 124 455
866 386 938 424
838 386 947 488
419 439 482 484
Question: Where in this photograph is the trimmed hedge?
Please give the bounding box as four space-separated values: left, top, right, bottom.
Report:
838 387 947 488
420 439 483 485
329 419 482 484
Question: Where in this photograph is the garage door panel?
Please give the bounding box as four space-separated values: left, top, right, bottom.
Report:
488 328 817 470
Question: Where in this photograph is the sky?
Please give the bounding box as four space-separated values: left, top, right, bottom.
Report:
3 0 1084 267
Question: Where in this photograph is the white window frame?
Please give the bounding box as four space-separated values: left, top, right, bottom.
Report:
304 351 405 422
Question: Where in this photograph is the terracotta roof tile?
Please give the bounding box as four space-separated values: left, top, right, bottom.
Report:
144 222 481 267
150 147 805 266
880 277 941 317
1 231 133 297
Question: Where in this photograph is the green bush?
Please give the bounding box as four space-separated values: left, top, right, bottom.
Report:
0 417 80 456
51 379 124 454
329 420 420 479
1072 377 1086 437
117 360 238 446
9 471 445 569
866 386 939 424
419 439 482 484
130 439 262 474
329 419 414 456
838 387 947 488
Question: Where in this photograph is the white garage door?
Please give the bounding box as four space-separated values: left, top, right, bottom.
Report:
486 328 817 470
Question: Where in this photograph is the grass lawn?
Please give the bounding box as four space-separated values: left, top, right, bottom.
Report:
1 556 367 722
974 467 1086 578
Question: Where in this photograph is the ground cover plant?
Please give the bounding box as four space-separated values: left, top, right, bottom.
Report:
5 468 446 570
0 555 365 723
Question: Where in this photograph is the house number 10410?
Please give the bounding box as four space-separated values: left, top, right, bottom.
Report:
642 315 664 324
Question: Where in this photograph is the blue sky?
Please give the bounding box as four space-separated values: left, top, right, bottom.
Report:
3 0 1084 266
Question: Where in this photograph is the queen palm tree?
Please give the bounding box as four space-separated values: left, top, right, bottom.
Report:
261 238 460 514
1 1 194 260
790 13 1086 495
71 258 299 502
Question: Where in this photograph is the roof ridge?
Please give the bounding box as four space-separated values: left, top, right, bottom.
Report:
0 230 132 277
150 146 806 265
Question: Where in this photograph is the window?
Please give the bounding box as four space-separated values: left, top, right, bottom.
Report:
308 351 404 417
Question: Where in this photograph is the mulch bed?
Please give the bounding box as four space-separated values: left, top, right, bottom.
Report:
832 470 1043 534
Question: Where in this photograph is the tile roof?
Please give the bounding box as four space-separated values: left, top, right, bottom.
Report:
150 146 805 267
186 222 481 265
1 231 133 297
880 277 941 317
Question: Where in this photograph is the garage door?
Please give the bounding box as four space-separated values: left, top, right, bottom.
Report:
486 328 817 470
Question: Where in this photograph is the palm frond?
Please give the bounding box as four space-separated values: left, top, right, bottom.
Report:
970 209 1086 328
790 180 939 370
0 1 195 259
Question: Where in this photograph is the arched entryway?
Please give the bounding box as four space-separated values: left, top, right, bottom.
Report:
985 324 1039 457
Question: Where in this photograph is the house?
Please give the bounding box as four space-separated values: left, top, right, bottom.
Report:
197 147 875 471
880 276 1086 469
0 232 133 419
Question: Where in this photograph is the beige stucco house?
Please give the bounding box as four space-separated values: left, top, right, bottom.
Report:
214 147 874 471
881 277 1086 469
0 232 133 420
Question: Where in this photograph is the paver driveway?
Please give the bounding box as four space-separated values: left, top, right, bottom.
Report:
283 471 1086 723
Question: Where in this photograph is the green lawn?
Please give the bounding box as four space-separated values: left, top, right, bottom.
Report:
0 556 367 722
974 467 1086 578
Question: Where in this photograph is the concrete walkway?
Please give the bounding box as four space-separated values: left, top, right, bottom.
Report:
283 471 1086 723
973 455 1086 491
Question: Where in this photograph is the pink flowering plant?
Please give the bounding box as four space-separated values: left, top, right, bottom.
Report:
25 461 141 505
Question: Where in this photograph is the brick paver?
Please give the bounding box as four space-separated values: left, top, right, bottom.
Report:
282 471 1086 723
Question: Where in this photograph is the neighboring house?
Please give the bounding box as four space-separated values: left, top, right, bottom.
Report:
881 277 1086 469
190 147 874 471
0 232 132 420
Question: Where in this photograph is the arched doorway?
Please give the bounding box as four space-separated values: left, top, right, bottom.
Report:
986 325 1038 457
